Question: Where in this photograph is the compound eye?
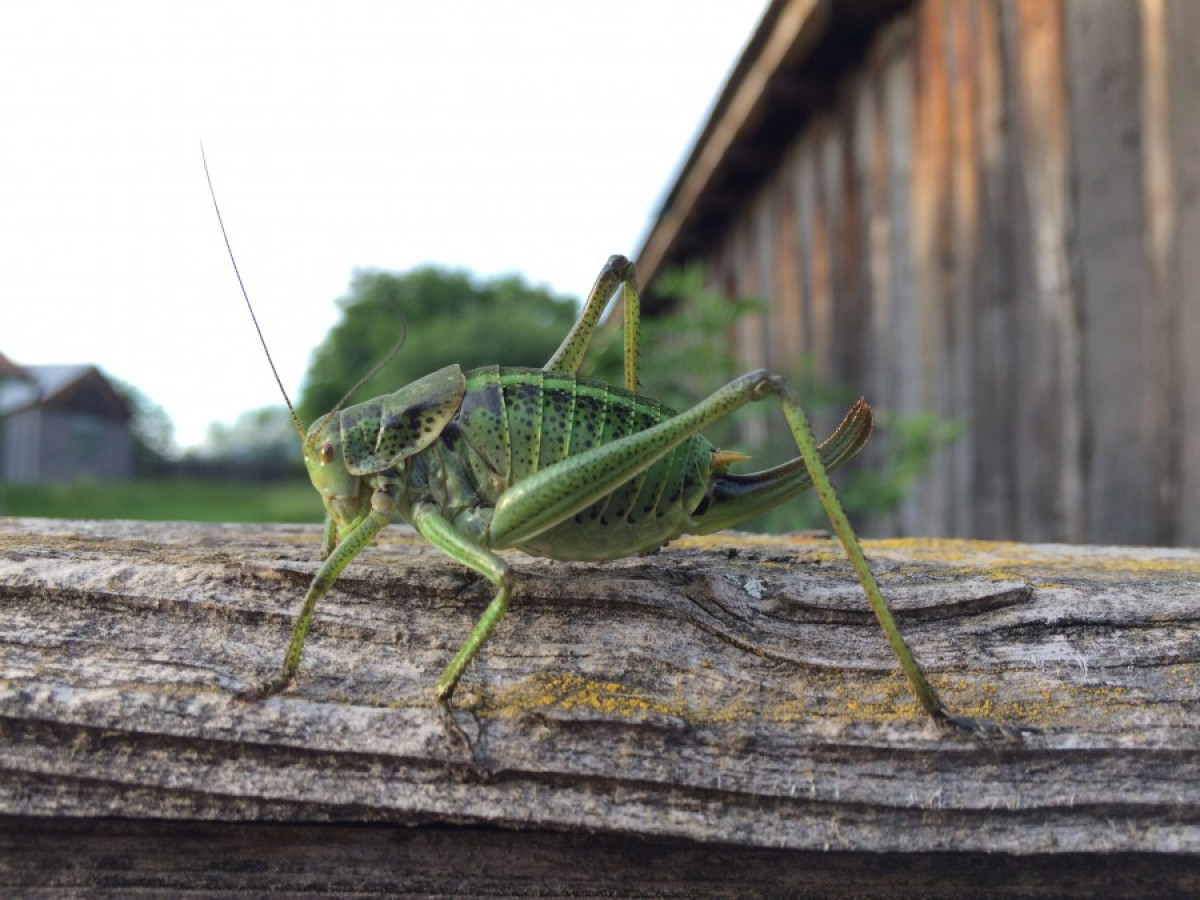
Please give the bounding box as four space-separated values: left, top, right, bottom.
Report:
320 442 335 465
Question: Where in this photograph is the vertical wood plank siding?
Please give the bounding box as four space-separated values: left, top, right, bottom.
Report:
1168 0 1200 543
700 0 1200 544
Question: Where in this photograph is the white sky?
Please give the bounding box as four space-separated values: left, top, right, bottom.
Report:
1 0 766 452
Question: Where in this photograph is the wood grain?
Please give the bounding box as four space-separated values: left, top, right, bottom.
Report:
2 516 1199 894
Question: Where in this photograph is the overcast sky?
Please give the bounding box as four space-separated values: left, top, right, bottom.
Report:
1 1 767 452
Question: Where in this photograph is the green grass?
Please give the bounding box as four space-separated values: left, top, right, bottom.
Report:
0 478 321 523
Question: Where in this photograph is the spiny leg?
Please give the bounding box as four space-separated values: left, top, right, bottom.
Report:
619 260 641 393
237 489 393 701
544 255 641 392
755 375 1027 739
409 502 513 721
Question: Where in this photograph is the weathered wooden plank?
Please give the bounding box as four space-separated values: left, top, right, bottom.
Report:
1067 0 1158 545
1140 0 1178 545
810 120 837 378
1165 0 1200 545
946 0 981 539
876 15 921 538
791 125 820 372
1010 0 1085 542
769 154 803 373
970 0 1022 541
910 0 953 538
859 20 907 538
2 515 1200 891
831 83 866 414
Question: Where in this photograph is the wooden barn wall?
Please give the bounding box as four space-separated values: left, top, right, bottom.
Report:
705 0 1200 545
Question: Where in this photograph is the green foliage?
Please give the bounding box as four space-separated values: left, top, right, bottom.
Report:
585 264 963 533
297 267 579 426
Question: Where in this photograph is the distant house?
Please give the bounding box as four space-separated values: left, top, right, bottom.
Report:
635 0 1200 546
0 351 134 484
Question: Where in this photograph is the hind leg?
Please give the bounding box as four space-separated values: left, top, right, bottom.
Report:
543 254 641 392
753 374 1029 739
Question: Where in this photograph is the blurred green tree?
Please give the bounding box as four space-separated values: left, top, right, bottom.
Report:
297 266 578 426
202 405 299 463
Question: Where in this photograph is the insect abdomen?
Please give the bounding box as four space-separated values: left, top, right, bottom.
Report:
453 366 713 559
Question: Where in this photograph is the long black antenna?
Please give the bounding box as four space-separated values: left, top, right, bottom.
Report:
201 144 306 438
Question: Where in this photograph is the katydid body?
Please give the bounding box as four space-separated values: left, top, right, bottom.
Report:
287 359 870 716
227 250 1023 738
315 364 871 563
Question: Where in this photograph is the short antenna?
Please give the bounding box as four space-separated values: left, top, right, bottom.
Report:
201 144 306 439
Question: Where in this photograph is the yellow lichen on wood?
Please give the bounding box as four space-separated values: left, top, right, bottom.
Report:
482 672 692 722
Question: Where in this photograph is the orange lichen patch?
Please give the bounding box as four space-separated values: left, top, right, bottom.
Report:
781 673 1081 731
676 531 1198 577
482 672 694 722
1164 663 1200 693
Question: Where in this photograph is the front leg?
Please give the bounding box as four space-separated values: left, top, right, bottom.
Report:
237 487 395 700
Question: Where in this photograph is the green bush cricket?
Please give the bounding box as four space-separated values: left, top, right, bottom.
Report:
204 151 1025 740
